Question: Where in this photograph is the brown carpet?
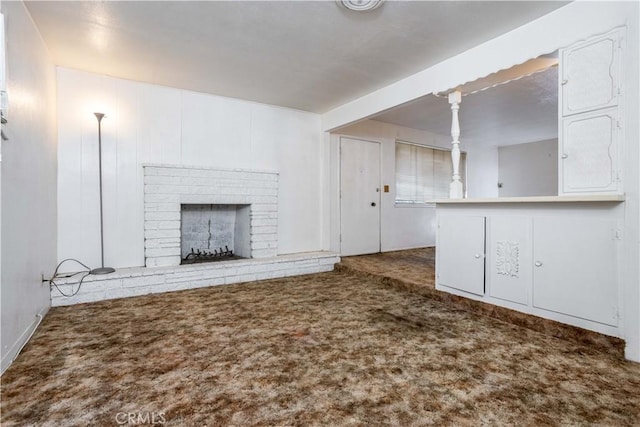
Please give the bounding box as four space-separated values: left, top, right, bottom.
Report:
2 269 639 426
339 248 625 358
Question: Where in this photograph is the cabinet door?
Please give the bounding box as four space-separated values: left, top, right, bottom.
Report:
437 215 485 296
532 217 618 326
487 216 531 305
561 108 619 193
561 29 622 116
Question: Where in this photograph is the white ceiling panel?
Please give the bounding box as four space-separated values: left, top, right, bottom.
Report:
372 66 558 147
25 1 567 112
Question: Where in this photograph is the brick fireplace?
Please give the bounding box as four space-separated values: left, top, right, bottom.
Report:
144 164 278 267
51 164 339 307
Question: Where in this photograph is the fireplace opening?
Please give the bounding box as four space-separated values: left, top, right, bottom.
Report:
180 204 251 265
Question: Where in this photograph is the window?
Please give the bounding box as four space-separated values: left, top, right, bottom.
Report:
395 141 466 203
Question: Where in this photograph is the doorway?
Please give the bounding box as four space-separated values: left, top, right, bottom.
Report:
340 137 381 256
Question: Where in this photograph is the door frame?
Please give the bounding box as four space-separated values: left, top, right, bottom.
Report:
339 136 382 255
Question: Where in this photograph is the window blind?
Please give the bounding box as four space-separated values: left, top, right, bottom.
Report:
395 141 466 203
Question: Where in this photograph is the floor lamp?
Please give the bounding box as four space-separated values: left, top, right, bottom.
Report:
90 112 116 275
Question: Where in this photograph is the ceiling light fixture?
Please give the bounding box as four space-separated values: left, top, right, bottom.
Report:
338 0 384 12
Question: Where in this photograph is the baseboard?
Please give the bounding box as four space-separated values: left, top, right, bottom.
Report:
1 306 49 376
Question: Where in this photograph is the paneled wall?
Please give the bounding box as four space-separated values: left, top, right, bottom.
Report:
1 1 57 374
57 68 323 270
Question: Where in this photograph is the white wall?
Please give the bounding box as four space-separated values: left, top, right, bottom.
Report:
57 68 324 271
330 119 454 252
498 139 558 197
1 1 57 374
465 144 498 199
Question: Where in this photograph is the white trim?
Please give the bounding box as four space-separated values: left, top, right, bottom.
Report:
435 195 625 204
1 306 49 375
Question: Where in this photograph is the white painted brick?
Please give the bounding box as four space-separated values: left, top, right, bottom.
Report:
164 272 204 284
145 248 181 258
226 273 257 284
251 196 278 204
145 220 160 230
155 168 186 176
145 193 180 203
251 212 278 219
145 202 180 213
145 211 181 221
251 249 277 258
145 255 181 267
251 226 278 235
157 220 180 230
121 275 166 288
251 203 278 212
157 238 181 248
51 252 339 306
144 167 160 176
251 241 277 250
250 233 277 243
251 218 278 227
292 259 320 267
145 229 180 239
180 194 252 204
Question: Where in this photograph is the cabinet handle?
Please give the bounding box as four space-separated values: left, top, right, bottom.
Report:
562 154 568 159
535 261 543 267
474 253 481 259
561 79 568 85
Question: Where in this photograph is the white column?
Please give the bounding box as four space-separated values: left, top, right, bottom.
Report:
448 91 464 199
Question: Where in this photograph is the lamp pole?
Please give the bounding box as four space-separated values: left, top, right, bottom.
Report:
90 112 115 275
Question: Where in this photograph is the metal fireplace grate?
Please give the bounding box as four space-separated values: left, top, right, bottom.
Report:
181 246 244 265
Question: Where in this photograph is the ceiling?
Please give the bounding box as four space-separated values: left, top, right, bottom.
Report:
25 1 567 113
372 64 559 147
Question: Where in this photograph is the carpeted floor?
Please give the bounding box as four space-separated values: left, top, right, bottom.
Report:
2 264 640 425
339 247 436 289
338 248 626 358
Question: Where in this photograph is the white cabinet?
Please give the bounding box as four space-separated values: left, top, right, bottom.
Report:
561 31 622 116
437 215 485 296
437 213 619 328
559 28 624 195
532 217 619 327
561 108 619 193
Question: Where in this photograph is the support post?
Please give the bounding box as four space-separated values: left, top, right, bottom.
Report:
448 91 464 199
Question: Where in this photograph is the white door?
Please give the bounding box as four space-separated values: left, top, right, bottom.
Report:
340 137 380 256
561 29 621 116
437 215 486 296
561 108 619 193
532 217 619 326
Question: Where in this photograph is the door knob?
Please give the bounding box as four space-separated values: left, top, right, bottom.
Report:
371 202 376 207
474 253 481 259
535 261 543 267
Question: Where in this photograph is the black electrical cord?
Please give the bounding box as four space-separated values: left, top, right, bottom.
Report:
46 259 92 297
